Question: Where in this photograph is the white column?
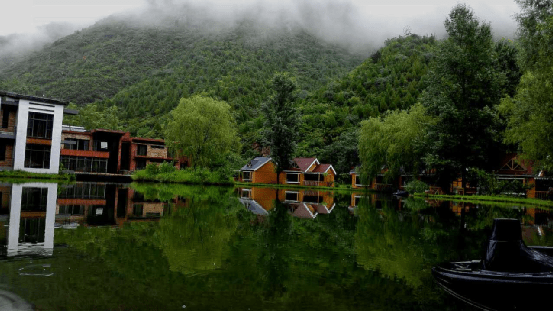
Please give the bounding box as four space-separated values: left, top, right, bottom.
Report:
7 184 22 256
43 183 57 254
12 100 29 171
48 105 64 173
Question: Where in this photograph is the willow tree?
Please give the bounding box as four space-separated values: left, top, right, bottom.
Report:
421 4 505 189
358 103 435 184
165 95 239 168
499 0 553 170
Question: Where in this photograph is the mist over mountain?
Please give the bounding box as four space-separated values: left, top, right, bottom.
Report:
0 22 84 69
0 0 519 65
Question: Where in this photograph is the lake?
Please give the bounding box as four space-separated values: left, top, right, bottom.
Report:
0 181 551 310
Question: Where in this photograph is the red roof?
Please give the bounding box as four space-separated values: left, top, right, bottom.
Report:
294 157 318 172
497 153 534 176
313 164 332 174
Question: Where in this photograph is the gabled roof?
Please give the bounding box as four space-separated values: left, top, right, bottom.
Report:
294 157 319 172
240 157 272 171
291 203 318 219
312 164 336 175
497 153 534 176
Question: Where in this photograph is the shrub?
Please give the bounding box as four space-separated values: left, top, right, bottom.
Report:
159 161 176 174
145 163 160 175
404 180 429 194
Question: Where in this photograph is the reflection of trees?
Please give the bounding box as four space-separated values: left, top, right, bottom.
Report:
355 200 460 288
33 184 490 310
154 194 241 274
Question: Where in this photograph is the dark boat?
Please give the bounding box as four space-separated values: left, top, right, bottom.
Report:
432 218 553 311
392 190 409 197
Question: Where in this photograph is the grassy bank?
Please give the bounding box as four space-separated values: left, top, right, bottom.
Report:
0 170 75 182
132 165 233 185
414 193 553 208
234 182 379 193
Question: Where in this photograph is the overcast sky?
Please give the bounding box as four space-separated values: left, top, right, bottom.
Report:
0 0 521 44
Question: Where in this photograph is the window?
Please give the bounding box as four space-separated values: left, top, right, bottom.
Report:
64 139 89 150
93 140 109 151
59 183 106 199
151 145 165 149
241 189 251 198
21 187 48 212
286 173 299 183
137 144 147 156
24 144 51 169
285 191 299 202
243 171 252 181
2 109 9 129
58 205 84 215
27 112 54 139
0 143 5 161
133 204 144 216
60 156 108 173
304 173 320 181
136 159 147 170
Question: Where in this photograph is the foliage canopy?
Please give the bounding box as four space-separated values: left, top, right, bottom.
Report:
165 95 239 168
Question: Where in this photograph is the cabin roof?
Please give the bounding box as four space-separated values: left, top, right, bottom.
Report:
241 157 272 171
293 157 319 172
312 164 336 175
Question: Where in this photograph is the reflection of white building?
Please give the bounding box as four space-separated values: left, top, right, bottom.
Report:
6 183 57 257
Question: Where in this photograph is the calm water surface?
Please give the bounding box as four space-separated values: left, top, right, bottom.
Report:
0 182 552 310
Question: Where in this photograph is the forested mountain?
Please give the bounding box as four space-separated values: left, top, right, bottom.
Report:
0 10 440 176
298 34 437 176
0 14 365 136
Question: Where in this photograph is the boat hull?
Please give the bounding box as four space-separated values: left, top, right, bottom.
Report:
432 261 553 310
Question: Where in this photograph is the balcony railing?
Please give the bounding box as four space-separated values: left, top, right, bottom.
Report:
303 180 333 187
534 191 549 200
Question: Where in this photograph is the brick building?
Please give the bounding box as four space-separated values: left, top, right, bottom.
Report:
60 126 187 174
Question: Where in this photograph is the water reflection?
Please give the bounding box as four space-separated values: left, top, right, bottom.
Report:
0 182 187 258
0 182 553 310
237 187 335 219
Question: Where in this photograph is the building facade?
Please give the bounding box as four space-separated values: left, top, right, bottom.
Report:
239 157 336 187
0 91 73 174
60 126 187 174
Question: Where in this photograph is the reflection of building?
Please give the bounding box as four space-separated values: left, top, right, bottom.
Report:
55 183 178 228
0 182 189 257
2 183 58 257
237 187 335 219
0 91 74 173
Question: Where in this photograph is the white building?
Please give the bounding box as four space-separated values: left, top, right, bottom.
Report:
0 91 75 174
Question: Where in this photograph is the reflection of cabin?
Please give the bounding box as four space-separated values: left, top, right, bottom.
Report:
239 157 335 187
237 187 335 219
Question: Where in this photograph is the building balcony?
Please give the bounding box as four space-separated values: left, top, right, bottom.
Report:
60 149 110 159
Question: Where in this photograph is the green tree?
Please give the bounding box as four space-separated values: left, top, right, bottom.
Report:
358 103 435 184
421 4 504 189
262 73 300 183
500 1 553 169
165 95 239 168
